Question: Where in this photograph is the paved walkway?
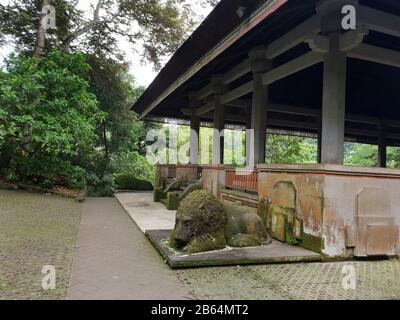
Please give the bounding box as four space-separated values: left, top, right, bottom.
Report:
115 192 175 232
67 197 191 300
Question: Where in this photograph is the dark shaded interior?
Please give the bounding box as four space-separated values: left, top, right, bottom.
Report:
133 0 400 146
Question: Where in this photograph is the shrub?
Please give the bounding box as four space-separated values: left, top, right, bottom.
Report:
110 151 155 184
86 173 114 197
114 173 153 191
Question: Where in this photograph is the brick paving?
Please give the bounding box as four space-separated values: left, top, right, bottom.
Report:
66 198 191 300
178 260 400 300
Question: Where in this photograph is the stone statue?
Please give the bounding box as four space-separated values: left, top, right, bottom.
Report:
169 190 271 253
154 179 203 210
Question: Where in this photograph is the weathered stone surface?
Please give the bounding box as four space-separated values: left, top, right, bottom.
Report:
271 181 296 208
294 218 303 240
169 190 227 253
153 187 163 202
270 208 286 242
366 224 398 256
301 233 324 254
153 165 203 210
176 165 200 182
220 189 258 210
201 165 233 198
224 202 271 247
147 230 321 268
258 171 324 249
258 164 400 258
169 190 271 254
166 192 179 210
354 187 399 257
357 187 391 217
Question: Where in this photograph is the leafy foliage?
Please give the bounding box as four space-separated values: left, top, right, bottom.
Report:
0 0 217 68
344 143 378 167
114 173 153 191
86 173 114 197
0 51 104 188
0 0 220 195
344 143 400 168
387 147 400 168
111 151 155 183
266 135 318 164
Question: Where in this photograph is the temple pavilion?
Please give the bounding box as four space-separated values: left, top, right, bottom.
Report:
132 0 400 258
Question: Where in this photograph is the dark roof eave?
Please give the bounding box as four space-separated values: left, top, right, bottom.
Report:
132 0 288 118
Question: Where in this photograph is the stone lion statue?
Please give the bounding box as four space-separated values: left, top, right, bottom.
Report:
169 190 271 253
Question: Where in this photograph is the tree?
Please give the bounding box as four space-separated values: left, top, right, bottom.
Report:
266 134 318 164
86 55 138 157
0 51 104 187
344 143 378 167
0 3 6 47
0 0 219 191
387 147 400 168
1 0 218 68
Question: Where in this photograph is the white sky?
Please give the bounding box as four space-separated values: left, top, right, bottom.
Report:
0 0 214 87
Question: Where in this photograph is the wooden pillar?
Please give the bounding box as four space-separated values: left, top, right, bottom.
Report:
187 92 201 165
317 113 322 163
320 33 347 165
248 47 271 166
190 114 200 165
378 121 387 168
211 76 225 165
245 115 252 167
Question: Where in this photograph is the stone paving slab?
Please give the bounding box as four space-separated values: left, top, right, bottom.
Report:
66 198 191 300
114 192 175 232
147 230 322 268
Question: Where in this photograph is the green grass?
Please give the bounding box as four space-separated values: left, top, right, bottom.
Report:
0 190 82 300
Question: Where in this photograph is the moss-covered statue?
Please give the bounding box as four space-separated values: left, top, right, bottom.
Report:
154 179 203 210
169 190 271 253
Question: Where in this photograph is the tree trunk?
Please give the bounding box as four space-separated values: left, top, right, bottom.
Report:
33 0 51 57
103 123 109 161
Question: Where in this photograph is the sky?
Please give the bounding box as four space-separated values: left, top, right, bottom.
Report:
0 0 214 87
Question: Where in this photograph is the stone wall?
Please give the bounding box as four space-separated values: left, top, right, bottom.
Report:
201 165 233 198
257 164 400 258
156 163 400 258
176 165 201 182
155 165 171 188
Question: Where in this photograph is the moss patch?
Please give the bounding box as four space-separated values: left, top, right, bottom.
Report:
300 233 324 254
183 231 226 254
166 192 179 210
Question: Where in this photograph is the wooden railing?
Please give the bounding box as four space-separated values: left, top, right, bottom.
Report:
226 170 258 192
